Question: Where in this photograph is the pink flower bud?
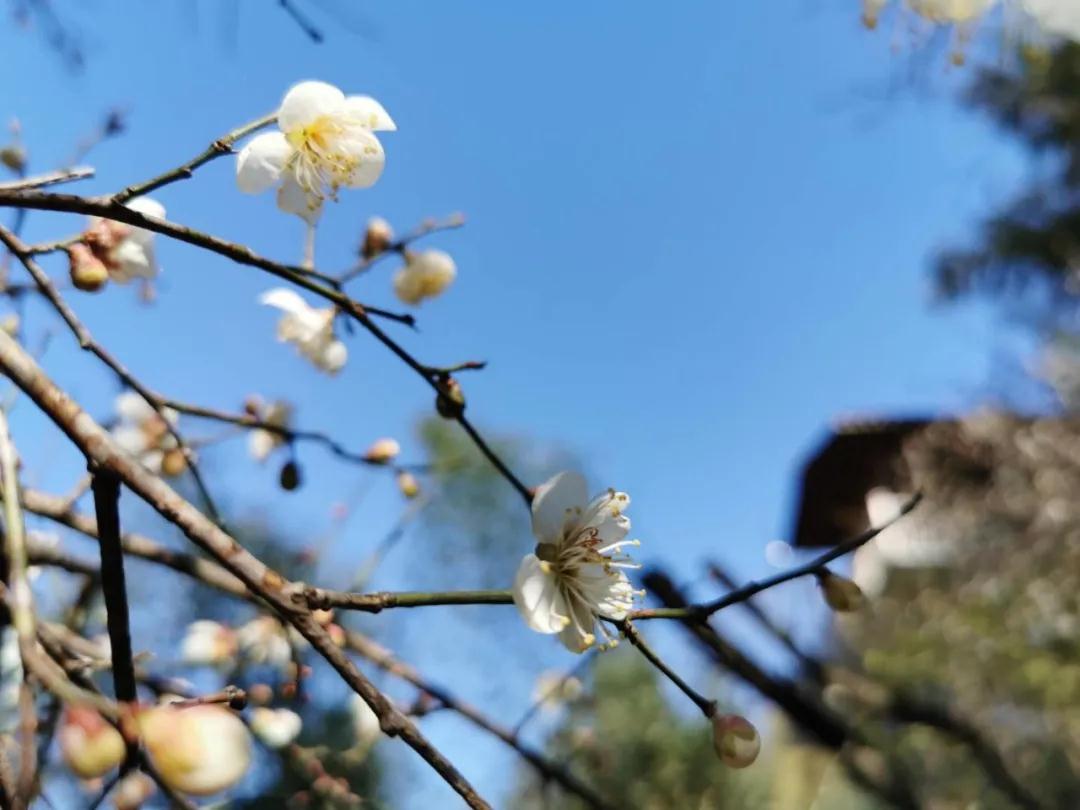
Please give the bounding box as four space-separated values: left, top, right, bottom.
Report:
59 705 126 779
66 244 110 292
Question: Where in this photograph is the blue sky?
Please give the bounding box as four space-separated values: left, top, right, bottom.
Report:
1 1 1034 806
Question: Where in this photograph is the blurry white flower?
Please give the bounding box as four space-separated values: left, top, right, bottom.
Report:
0 628 21 734
260 288 347 374
349 694 382 752
59 705 126 780
181 620 238 667
532 670 584 713
393 249 456 306
110 391 182 475
139 703 251 796
513 472 642 653
711 714 760 769
84 197 165 283
363 437 400 464
237 616 295 669
1020 0 1080 40
250 707 302 749
112 771 156 810
246 398 293 463
236 81 394 222
907 0 996 24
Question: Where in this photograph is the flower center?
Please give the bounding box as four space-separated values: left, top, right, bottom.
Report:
285 116 363 200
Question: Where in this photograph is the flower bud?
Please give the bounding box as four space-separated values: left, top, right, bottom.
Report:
816 569 866 613
279 460 301 491
180 620 237 667
861 0 886 29
435 377 466 419
59 705 126 779
396 470 420 499
0 145 26 173
361 216 394 259
392 249 457 305
160 448 188 478
711 713 760 769
0 314 19 337
112 771 156 810
247 683 274 706
363 437 400 464
67 244 110 292
138 703 251 796
250 707 302 750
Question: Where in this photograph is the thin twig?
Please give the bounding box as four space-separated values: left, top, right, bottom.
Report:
339 214 466 284
0 166 93 192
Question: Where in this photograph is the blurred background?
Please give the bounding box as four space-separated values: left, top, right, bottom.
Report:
3 0 1079 807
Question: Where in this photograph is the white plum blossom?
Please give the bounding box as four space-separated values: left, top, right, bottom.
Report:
349 694 382 753
84 197 166 283
246 398 293 462
180 620 238 667
512 472 642 653
1021 0 1080 41
393 249 457 306
236 81 395 222
532 670 584 713
250 707 303 749
260 288 347 374
237 615 297 669
110 391 182 474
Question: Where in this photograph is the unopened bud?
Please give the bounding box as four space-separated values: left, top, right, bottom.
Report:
435 377 466 419
0 314 19 337
59 705 126 779
861 0 886 29
711 713 760 769
67 243 109 292
396 470 420 499
0 145 25 173
112 771 156 810
361 216 394 259
160 448 188 478
279 460 302 491
363 437 400 464
816 569 865 613
312 608 335 626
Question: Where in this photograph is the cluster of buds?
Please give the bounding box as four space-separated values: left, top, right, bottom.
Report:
59 701 251 797
360 216 459 306
68 197 164 293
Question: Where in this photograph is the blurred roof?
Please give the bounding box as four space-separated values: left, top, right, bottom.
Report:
790 417 936 548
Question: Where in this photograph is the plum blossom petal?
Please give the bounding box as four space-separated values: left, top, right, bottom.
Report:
343 95 397 131
278 80 346 132
531 471 588 545
236 132 291 194
513 554 572 635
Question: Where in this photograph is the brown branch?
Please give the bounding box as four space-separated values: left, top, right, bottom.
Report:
0 224 225 525
0 329 492 810
0 166 93 192
0 190 533 504
111 113 276 204
344 628 615 810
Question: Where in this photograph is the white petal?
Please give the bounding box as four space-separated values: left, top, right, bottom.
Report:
513 554 569 634
109 240 156 283
338 130 385 189
259 288 315 318
343 95 396 131
111 425 147 456
276 172 322 223
278 81 345 132
531 472 588 545
236 132 290 194
248 429 278 462
317 339 347 374
557 597 598 653
115 391 155 423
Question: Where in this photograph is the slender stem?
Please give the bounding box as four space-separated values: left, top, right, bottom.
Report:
615 619 716 717
90 470 137 704
630 493 923 621
112 113 276 203
339 214 466 284
305 587 514 613
0 166 93 192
